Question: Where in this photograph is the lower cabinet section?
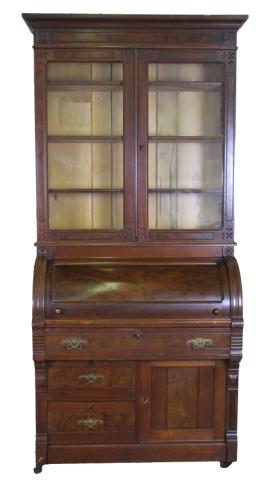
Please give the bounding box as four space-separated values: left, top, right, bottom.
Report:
40 359 228 451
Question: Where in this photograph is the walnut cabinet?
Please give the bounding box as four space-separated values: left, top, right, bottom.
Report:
23 14 247 472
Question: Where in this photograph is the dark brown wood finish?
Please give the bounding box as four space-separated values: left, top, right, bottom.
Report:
23 14 246 472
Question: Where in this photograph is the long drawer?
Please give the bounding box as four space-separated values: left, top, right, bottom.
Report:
48 362 136 400
45 327 230 360
48 401 135 444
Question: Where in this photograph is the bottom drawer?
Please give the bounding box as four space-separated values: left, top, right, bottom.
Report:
48 401 135 444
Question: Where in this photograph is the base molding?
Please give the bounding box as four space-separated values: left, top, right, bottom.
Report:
48 442 226 464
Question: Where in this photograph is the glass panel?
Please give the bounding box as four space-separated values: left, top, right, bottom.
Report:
47 87 123 136
49 193 123 230
148 142 223 190
47 62 123 82
148 192 222 229
148 63 223 82
148 89 221 136
48 142 123 189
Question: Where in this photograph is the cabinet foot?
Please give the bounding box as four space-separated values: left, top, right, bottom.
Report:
220 461 232 468
34 464 43 474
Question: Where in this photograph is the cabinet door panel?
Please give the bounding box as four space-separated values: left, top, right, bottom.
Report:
137 50 225 239
41 51 135 240
138 360 226 442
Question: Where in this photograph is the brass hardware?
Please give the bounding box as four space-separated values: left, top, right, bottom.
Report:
77 418 104 430
61 338 88 350
78 373 104 384
133 330 144 339
187 338 214 349
212 308 221 316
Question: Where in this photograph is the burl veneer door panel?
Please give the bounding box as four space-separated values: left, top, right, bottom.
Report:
138 360 226 442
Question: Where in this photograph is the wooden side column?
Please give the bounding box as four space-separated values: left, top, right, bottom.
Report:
32 255 48 472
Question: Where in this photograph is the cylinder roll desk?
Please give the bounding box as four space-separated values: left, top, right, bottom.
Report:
22 14 247 473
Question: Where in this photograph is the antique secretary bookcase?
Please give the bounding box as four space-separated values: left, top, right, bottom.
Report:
23 14 247 473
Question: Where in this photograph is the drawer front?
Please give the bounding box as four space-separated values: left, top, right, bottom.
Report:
48 364 135 400
48 401 135 444
45 328 230 360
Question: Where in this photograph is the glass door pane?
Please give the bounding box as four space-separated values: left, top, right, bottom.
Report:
47 62 124 230
147 63 223 230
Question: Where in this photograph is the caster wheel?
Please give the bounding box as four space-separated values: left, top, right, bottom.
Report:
220 461 232 468
34 464 43 473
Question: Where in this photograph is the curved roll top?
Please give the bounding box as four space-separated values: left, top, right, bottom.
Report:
33 257 242 321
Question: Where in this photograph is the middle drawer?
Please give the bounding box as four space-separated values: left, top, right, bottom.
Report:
48 362 136 401
45 327 230 360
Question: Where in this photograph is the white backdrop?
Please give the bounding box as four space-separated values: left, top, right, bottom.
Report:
1 1 265 479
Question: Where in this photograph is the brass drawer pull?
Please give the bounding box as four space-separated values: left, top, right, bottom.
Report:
60 338 88 350
77 418 104 430
187 337 214 349
78 373 104 385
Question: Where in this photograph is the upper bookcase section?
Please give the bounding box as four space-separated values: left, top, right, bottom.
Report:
23 14 247 49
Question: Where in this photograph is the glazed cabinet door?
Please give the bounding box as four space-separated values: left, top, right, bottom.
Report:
137 50 228 241
138 361 227 442
36 49 135 242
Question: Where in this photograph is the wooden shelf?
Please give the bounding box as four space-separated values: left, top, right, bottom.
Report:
148 188 223 194
148 136 223 143
48 136 123 143
148 81 222 91
48 81 123 86
49 188 124 194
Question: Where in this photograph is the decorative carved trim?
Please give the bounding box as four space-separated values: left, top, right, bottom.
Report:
138 227 149 240
33 328 46 361
221 31 236 45
228 368 239 390
138 49 149 63
124 226 136 241
218 224 234 241
231 318 244 329
230 331 243 361
225 50 236 73
123 49 134 63
32 256 47 326
224 247 233 256
38 248 47 257
35 30 49 44
34 49 48 64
